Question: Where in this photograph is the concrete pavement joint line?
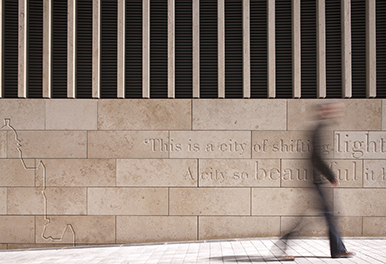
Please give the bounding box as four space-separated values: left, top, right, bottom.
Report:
1 118 76 246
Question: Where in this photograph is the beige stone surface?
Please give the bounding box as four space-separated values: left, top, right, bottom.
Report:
281 216 328 237
363 217 386 236
7 131 87 158
364 160 386 187
328 160 362 187
7 243 71 250
199 216 280 240
198 159 280 187
8 188 87 215
169 188 250 216
169 131 251 158
7 188 44 214
35 216 115 244
192 99 287 130
44 188 87 215
0 216 35 243
335 131 386 159
116 216 197 243
281 159 314 187
0 132 6 158
281 216 362 237
337 217 363 237
383 100 386 130
117 159 197 187
334 189 386 216
0 159 35 186
46 100 97 130
252 130 333 159
88 188 168 215
36 159 115 187
288 99 382 131
252 188 331 216
98 99 191 130
281 159 362 188
88 131 169 158
0 188 6 214
0 100 45 130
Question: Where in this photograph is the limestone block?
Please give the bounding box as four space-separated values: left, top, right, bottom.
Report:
281 159 314 187
288 99 382 131
88 188 168 215
0 99 45 130
116 159 197 187
0 159 35 186
35 216 115 244
364 160 386 187
252 188 332 216
8 244 70 249
334 189 386 216
45 188 87 215
169 131 251 158
0 132 6 158
0 188 6 214
0 216 34 243
334 131 386 159
7 188 44 214
46 100 97 130
98 99 191 130
0 244 6 250
337 217 363 237
7 131 87 158
116 216 197 243
363 217 386 236
198 159 280 187
281 216 362 237
88 131 169 158
383 100 386 130
169 188 250 215
252 130 333 159
328 160 362 187
281 216 328 237
36 159 115 187
192 99 287 130
8 187 87 215
199 216 280 240
281 159 362 188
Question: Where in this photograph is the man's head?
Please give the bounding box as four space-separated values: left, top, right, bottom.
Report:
315 102 345 120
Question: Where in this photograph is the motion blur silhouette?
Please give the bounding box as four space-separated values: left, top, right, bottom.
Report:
276 102 354 261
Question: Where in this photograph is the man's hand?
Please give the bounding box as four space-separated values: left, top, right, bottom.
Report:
331 179 339 188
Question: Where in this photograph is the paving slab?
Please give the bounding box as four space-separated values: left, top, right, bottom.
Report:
0 238 385 264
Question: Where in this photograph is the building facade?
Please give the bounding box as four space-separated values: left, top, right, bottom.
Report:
0 0 386 249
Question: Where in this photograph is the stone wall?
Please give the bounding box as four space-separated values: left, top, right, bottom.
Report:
0 99 385 249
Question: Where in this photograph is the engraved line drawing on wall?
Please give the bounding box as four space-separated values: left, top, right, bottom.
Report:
1 118 76 246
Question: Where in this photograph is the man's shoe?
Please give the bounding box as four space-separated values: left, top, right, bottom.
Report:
332 252 355 258
281 255 295 261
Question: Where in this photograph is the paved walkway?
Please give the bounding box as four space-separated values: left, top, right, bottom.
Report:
0 238 385 264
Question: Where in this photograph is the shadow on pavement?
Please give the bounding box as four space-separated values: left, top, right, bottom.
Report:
209 255 331 262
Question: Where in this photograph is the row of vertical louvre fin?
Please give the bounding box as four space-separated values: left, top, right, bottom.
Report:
250 0 267 98
28 0 43 98
1 0 383 98
101 0 118 98
377 0 386 98
3 0 18 98
200 0 218 98
175 0 193 98
76 0 93 98
53 0 68 98
126 0 143 98
150 0 168 98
